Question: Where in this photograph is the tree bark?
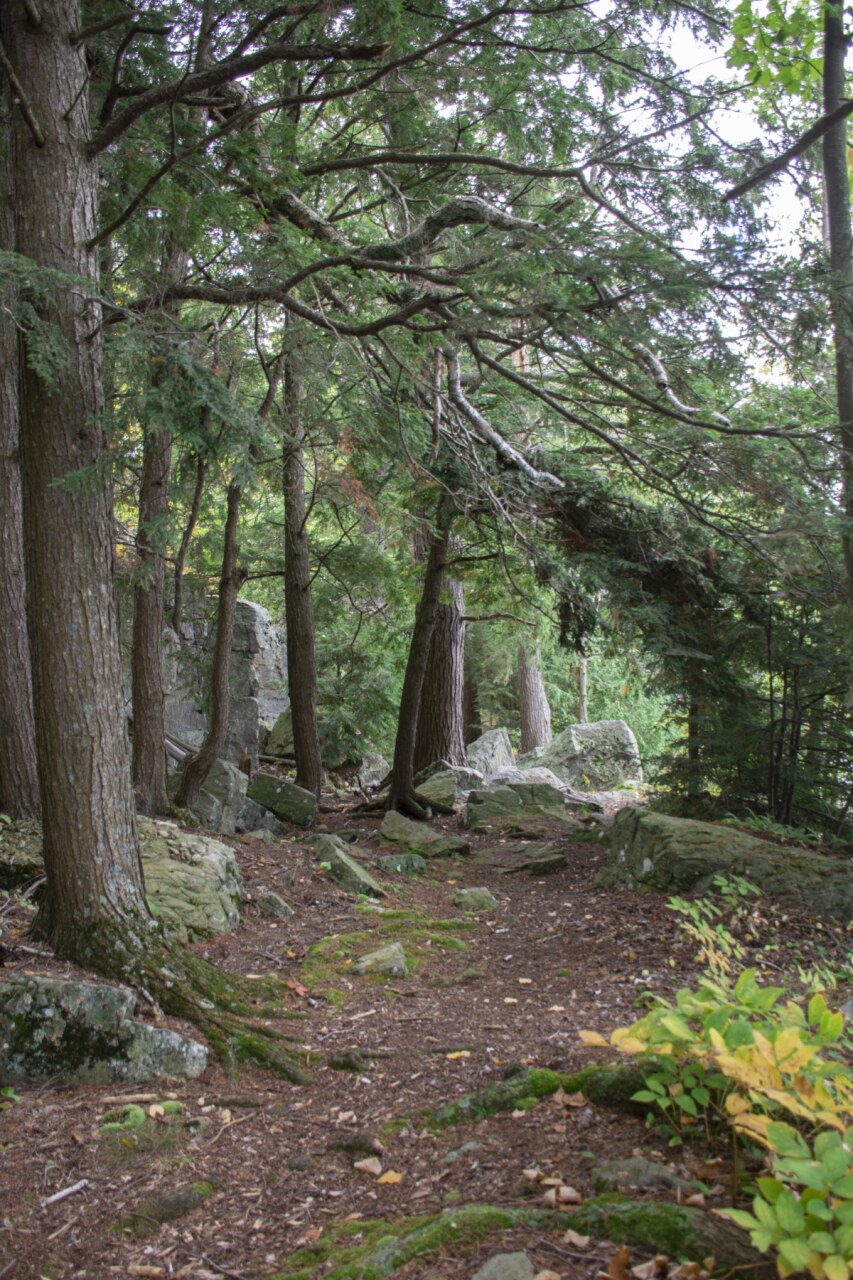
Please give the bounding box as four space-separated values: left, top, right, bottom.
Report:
282 338 323 796
578 651 588 724
388 495 454 815
131 235 190 814
518 644 552 754
3 0 148 956
174 481 246 811
171 452 208 637
0 72 39 819
462 650 483 745
413 578 465 772
822 4 853 609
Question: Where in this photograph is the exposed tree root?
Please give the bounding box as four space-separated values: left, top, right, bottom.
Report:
46 913 310 1084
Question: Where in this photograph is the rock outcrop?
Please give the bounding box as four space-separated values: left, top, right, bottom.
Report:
521 719 642 790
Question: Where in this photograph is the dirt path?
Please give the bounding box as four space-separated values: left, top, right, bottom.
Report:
0 809 845 1280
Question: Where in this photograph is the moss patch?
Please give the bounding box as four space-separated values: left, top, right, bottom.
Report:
301 907 476 1000
118 1180 217 1236
574 1195 766 1270
427 1065 646 1128
268 1204 557 1280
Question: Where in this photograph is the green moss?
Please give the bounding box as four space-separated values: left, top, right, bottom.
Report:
268 1205 556 1280
100 1104 147 1133
302 908 474 1002
118 1180 217 1236
573 1195 762 1270
427 1065 647 1128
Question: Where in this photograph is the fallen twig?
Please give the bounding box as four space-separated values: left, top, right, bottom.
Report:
41 1178 89 1207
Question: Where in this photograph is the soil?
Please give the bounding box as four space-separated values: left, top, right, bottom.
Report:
0 801 849 1280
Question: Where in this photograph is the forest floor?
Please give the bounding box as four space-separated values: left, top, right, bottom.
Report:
1 803 849 1280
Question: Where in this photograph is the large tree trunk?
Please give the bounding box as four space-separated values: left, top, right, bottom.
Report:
0 74 39 819
413 579 465 772
823 5 853 610
388 495 454 815
172 452 208 637
518 644 552 755
282 340 323 796
4 0 148 956
174 482 246 811
462 650 483 746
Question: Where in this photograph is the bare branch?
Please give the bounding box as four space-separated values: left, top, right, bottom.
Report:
0 38 44 146
724 98 853 202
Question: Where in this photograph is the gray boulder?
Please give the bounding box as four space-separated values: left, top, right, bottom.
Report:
352 941 407 977
521 719 642 791
472 1254 534 1280
380 810 470 858
313 833 386 898
193 758 247 835
605 808 853 921
415 766 484 809
265 708 294 759
356 752 391 790
0 977 208 1085
478 840 567 875
247 771 317 828
466 782 569 830
259 892 294 920
487 764 566 789
235 795 284 835
592 1156 693 1194
466 728 515 776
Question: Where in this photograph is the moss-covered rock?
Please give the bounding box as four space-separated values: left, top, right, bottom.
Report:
453 887 498 912
377 853 428 876
0 977 208 1085
466 783 570 832
427 1064 645 1128
248 771 317 827
313 834 387 898
574 1195 769 1272
380 810 470 858
604 808 853 920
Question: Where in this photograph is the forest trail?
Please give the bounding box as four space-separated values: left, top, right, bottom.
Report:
0 809 844 1280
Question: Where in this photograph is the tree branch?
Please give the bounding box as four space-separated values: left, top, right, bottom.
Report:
724 98 853 202
0 39 44 146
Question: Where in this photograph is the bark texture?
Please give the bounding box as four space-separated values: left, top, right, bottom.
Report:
462 655 483 745
0 75 39 818
822 5 853 608
172 452 208 636
283 342 323 796
4 0 148 955
174 482 246 811
413 578 465 772
518 644 552 755
578 651 588 724
388 496 454 815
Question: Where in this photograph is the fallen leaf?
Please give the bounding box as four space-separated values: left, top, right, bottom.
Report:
127 1268 165 1279
286 977 309 998
533 1270 560 1280
558 1185 582 1204
510 1108 527 1118
542 1188 558 1206
631 1259 669 1280
518 978 533 985
541 1176 564 1187
446 1051 471 1060
377 1170 403 1185
548 1005 566 1012
579 1030 608 1046
682 1192 705 1208
504 998 518 1005
607 1245 631 1280
562 1092 587 1108
522 1168 542 1182
148 1104 165 1119
563 1229 591 1247
353 1157 382 1177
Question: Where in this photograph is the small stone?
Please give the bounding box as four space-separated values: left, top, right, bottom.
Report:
471 1252 535 1280
591 1156 693 1194
312 834 386 898
453 886 498 912
352 942 407 977
259 892 294 920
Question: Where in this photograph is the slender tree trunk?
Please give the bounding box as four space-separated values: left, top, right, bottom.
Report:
413 578 465 772
578 651 588 724
0 75 39 818
3 0 148 957
518 644 552 754
822 5 853 609
462 660 483 746
388 495 454 815
172 452 208 637
282 340 323 796
175 482 246 811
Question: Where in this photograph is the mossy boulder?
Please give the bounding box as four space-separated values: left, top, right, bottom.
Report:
466 783 570 831
248 771 317 827
574 1195 769 1272
259 891 295 919
313 834 386 898
477 840 567 875
521 719 643 790
380 810 470 858
0 977 208 1085
604 808 853 920
0 817 241 940
591 1156 693 1194
415 767 484 809
352 942 407 977
378 852 428 876
454 887 498 912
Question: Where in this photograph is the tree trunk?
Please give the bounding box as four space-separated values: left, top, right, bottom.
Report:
130 236 191 815
518 644 552 755
3 0 148 957
578 651 588 724
172 452 208 636
822 5 853 609
282 339 323 796
413 579 465 773
0 73 39 818
388 495 454 815
174 482 246 811
462 651 483 745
